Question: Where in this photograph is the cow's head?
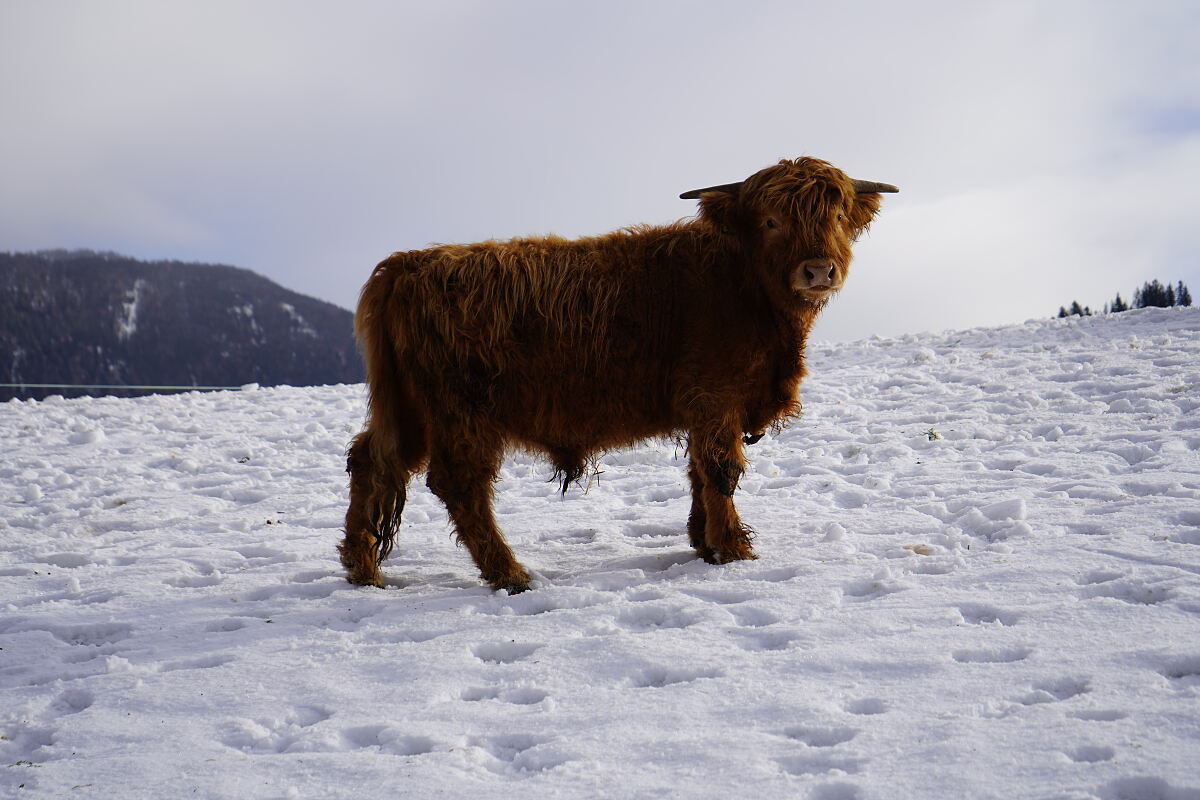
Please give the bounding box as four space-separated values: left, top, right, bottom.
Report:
683 158 897 307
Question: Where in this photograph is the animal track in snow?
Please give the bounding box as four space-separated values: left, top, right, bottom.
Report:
1018 676 1090 705
952 646 1032 664
160 654 235 672
205 617 253 633
809 783 865 800
1078 569 1125 586
468 733 569 774
841 577 905 601
461 686 549 705
733 629 801 652
45 621 133 647
479 588 608 616
1159 654 1200 687
539 528 597 545
776 753 865 776
783 725 859 747
243 581 341 602
471 642 543 664
1098 776 1200 800
1063 744 1115 763
680 587 757 605
163 572 224 589
343 725 438 756
1080 579 1173 605
844 698 888 716
51 688 95 715
727 605 781 628
223 706 336 754
1072 709 1129 722
956 604 1019 626
616 604 704 632
630 665 723 688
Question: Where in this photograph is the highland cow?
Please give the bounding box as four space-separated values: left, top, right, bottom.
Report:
340 157 897 592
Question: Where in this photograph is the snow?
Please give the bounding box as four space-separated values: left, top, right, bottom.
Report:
115 279 145 342
279 303 318 339
2 307 1199 799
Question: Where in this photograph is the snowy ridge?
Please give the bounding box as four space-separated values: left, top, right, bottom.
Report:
2 308 1199 798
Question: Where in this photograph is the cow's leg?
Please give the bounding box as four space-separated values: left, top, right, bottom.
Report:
687 422 756 563
425 432 531 593
686 455 715 561
341 430 409 587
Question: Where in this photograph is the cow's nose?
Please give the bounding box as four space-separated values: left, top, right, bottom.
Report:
801 259 836 288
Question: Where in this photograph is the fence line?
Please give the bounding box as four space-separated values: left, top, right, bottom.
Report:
0 383 248 392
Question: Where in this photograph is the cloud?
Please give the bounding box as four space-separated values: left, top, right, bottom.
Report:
1 0 1196 339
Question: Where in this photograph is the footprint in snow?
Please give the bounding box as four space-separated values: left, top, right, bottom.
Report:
615 604 704 632
1071 709 1128 722
727 605 781 628
1158 654 1200 687
343 725 437 756
776 752 866 777
956 604 1019 626
630 665 723 688
1062 744 1115 763
471 642 543 664
460 686 549 706
809 783 865 800
51 688 95 715
45 621 133 647
1018 676 1090 705
783 725 859 747
952 646 1033 664
1098 777 1200 800
467 733 570 774
844 698 888 716
1080 579 1173 606
733 629 801 652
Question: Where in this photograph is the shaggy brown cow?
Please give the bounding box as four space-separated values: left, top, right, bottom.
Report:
340 157 897 592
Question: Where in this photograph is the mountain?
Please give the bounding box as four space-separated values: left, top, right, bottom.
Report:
0 251 363 400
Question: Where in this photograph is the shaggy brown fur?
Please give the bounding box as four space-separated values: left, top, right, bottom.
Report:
340 157 894 592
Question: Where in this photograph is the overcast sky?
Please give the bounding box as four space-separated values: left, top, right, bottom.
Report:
2 1 1197 341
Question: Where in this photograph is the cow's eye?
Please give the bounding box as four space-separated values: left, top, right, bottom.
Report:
765 218 778 229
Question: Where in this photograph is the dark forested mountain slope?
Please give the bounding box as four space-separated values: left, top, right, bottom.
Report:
1 251 363 400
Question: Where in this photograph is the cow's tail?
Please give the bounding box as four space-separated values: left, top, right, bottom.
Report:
340 259 429 585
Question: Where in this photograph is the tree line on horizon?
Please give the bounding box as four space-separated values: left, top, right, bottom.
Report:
1058 279 1192 318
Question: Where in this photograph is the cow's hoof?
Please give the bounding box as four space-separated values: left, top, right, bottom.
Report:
344 563 385 588
486 568 532 594
711 547 758 564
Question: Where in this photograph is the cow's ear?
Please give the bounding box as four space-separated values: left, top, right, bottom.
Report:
698 191 739 231
847 191 882 235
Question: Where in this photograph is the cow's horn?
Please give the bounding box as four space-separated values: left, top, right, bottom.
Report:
679 182 743 200
852 180 899 194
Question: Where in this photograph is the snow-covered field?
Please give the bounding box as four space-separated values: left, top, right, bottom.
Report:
3 308 1199 799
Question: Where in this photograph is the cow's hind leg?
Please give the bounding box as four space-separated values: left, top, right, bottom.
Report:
340 431 408 587
426 433 531 593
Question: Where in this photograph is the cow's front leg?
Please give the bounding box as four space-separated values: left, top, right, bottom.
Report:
686 424 756 564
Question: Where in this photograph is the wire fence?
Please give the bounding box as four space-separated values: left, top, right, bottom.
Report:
0 383 252 399
1 383 247 391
